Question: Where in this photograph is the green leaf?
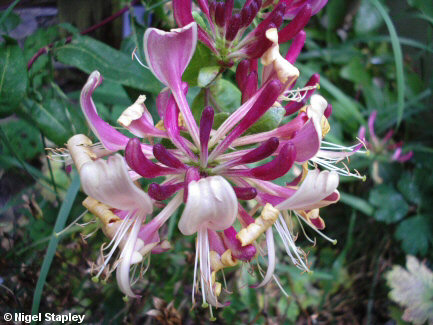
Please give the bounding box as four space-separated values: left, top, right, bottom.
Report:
2 120 42 161
340 57 371 87
53 35 161 94
368 184 409 223
22 99 72 145
197 66 220 88
211 79 241 113
0 0 20 28
397 172 422 206
395 215 431 255
0 11 20 34
340 192 374 216
183 42 218 86
246 106 285 135
407 0 433 17
31 175 81 319
354 0 383 34
191 79 241 121
213 112 230 129
369 0 405 126
0 40 28 117
326 0 349 31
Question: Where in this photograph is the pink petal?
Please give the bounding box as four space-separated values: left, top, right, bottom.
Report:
144 22 200 146
80 71 130 151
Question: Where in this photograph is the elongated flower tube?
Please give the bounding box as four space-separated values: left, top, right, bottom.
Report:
61 18 364 312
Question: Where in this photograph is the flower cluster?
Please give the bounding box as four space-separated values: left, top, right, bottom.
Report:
358 111 412 184
173 0 327 65
59 2 363 315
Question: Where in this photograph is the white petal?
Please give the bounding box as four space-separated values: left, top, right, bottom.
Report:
276 169 339 211
178 176 238 235
308 94 328 141
80 154 153 213
116 214 144 297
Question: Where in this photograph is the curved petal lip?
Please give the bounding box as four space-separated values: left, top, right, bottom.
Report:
143 22 198 87
178 176 238 235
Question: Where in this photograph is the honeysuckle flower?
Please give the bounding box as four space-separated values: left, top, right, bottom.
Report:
61 19 362 311
358 111 412 184
359 110 413 163
173 0 327 64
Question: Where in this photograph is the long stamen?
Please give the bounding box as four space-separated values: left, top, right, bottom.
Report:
132 47 150 69
294 211 337 244
55 209 88 237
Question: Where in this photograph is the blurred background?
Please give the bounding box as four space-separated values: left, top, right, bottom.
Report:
0 0 432 324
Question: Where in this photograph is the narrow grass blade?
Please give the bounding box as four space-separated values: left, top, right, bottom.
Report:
31 175 81 318
340 192 374 216
370 0 405 126
0 0 20 27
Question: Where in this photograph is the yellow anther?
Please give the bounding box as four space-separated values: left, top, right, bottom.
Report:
261 28 299 85
321 116 330 137
155 120 165 130
117 95 147 128
214 282 222 297
67 134 96 171
301 162 309 182
236 204 279 246
210 251 225 272
178 113 187 128
221 249 237 267
83 197 121 239
155 114 186 130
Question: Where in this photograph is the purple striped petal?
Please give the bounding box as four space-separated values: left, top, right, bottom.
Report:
209 79 282 159
238 137 279 164
125 138 177 178
200 106 214 166
226 13 241 41
238 204 255 226
285 30 306 64
242 71 258 103
278 4 312 43
249 142 296 180
80 71 130 151
223 227 256 261
163 90 197 160
233 186 258 200
208 229 226 256
153 144 187 169
148 182 183 201
144 23 201 146
324 103 332 118
236 60 250 90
